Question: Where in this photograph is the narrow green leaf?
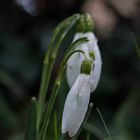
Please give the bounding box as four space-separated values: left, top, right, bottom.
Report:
131 32 140 59
86 132 90 140
96 107 112 140
37 14 80 131
65 37 88 56
39 51 86 140
25 97 37 140
54 112 58 140
38 14 90 140
84 123 105 139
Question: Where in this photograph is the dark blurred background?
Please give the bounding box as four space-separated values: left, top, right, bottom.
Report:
0 0 140 140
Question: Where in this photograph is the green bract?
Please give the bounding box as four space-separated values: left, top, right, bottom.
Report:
76 14 94 33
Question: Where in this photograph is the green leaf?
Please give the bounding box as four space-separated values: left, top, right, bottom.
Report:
67 37 89 54
131 32 140 59
37 14 80 131
53 112 59 140
25 97 37 140
96 107 112 140
86 132 90 140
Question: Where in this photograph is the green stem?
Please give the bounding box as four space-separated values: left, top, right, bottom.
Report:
131 32 140 59
54 112 59 140
84 123 105 139
39 35 90 139
39 50 85 140
86 132 90 140
37 15 89 139
36 64 49 131
96 107 112 140
37 14 80 131
25 97 37 140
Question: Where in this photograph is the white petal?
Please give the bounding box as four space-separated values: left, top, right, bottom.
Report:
66 50 82 88
66 33 85 87
62 74 90 137
85 33 102 92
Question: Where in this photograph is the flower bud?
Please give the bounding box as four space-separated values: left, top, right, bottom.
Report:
76 15 85 33
76 14 94 33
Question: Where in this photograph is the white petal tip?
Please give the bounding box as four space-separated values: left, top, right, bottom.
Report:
61 124 67 135
61 131 75 138
68 131 75 137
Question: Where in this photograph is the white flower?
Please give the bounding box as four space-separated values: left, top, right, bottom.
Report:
66 32 102 93
62 74 90 137
62 31 102 137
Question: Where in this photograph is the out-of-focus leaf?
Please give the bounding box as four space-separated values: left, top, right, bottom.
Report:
25 97 37 140
53 112 58 140
0 94 21 138
131 32 140 59
114 90 140 140
8 133 24 140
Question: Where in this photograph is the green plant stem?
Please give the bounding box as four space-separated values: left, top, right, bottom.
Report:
54 112 58 140
39 36 89 139
84 123 105 139
39 50 85 140
37 36 89 140
36 39 88 140
25 97 37 140
131 32 140 59
86 132 90 140
37 14 80 131
96 107 112 140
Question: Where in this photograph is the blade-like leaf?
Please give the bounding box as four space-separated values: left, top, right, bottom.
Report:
25 97 37 140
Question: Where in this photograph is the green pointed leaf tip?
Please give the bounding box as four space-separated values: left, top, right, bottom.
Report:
76 14 94 33
54 112 58 140
44 13 80 63
25 97 37 140
81 59 92 75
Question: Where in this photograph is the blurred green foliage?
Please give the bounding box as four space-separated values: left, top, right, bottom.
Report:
0 1 140 140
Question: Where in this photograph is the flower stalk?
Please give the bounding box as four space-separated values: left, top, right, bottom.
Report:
38 49 87 140
62 14 102 137
37 13 80 131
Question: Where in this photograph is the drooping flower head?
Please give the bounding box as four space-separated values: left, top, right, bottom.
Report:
62 14 102 137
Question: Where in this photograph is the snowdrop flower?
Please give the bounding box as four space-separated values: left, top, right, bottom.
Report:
62 59 92 137
66 32 102 93
62 14 102 137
